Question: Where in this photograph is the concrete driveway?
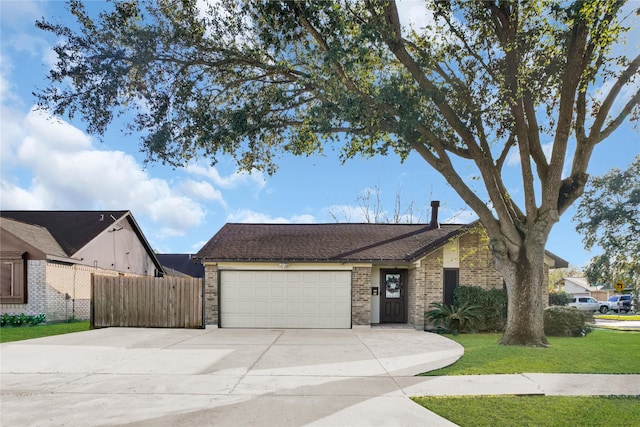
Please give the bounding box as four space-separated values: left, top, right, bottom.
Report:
1 327 463 427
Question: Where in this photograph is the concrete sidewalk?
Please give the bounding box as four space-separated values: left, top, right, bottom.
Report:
400 373 640 396
1 327 639 427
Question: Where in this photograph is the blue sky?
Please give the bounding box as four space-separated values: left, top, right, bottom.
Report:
1 0 638 268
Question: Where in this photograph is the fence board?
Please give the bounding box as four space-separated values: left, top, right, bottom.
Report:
91 275 203 328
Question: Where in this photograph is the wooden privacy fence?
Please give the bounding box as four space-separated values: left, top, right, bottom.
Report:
91 275 203 328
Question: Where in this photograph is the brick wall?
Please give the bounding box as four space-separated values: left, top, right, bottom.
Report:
458 232 503 290
1 260 48 318
351 266 371 325
1 262 128 322
204 264 218 325
410 251 444 330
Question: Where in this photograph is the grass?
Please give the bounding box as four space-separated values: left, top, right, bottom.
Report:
421 329 640 375
413 395 640 427
0 321 90 343
414 329 640 425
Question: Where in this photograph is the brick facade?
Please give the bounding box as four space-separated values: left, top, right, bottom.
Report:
458 232 504 289
1 262 129 322
201 233 554 330
204 263 219 325
351 266 371 325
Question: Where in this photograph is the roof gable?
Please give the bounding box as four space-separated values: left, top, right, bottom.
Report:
196 223 467 263
0 217 67 258
1 210 129 256
0 211 164 275
563 277 590 292
156 254 204 278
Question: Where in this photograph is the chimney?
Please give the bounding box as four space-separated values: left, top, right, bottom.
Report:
429 201 440 229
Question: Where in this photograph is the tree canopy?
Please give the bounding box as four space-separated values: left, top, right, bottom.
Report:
575 154 640 289
36 0 640 345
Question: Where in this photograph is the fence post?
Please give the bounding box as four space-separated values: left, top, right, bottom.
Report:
90 273 95 329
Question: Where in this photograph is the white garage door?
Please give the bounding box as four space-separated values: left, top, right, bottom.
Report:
220 270 352 328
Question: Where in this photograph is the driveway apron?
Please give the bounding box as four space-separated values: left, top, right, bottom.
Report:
1 327 462 427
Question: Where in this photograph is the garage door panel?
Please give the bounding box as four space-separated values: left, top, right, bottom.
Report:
270 286 285 297
221 270 351 328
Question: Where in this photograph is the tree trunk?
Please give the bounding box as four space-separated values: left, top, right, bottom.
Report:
494 236 549 347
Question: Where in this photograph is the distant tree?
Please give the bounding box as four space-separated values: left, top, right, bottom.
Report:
574 155 640 290
36 1 640 346
328 184 427 224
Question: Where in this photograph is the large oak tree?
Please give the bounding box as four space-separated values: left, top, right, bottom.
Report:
37 0 640 346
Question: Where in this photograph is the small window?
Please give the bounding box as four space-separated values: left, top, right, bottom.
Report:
0 252 27 304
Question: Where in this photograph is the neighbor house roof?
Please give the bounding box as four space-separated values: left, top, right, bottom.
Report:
562 277 591 292
196 222 470 263
0 210 164 274
156 254 204 278
0 217 68 259
1 210 130 256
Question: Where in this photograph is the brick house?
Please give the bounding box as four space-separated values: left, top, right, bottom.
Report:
0 211 164 321
196 205 567 330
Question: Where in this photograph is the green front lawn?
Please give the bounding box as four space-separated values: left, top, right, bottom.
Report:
413 395 640 427
0 321 90 343
414 330 640 426
422 329 640 375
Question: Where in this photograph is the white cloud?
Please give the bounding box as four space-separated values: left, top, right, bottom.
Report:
442 209 478 224
186 162 266 190
0 180 46 209
396 0 436 32
226 209 316 224
180 179 226 205
0 1 43 31
323 204 370 223
0 108 206 237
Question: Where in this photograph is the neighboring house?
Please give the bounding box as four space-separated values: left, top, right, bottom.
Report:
556 276 611 301
157 254 204 278
558 277 592 298
1 211 164 321
196 205 568 330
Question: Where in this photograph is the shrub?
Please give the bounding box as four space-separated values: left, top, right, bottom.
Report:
424 302 482 335
454 285 507 332
549 290 571 306
544 306 592 337
0 313 46 327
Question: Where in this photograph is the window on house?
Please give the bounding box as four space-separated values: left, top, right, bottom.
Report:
0 252 27 304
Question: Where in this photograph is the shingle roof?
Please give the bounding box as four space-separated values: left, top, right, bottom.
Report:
0 217 67 258
0 210 129 256
156 254 205 278
196 223 468 263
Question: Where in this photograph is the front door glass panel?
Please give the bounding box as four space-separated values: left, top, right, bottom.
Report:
385 273 402 299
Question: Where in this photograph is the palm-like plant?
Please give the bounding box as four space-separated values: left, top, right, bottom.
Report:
424 302 482 335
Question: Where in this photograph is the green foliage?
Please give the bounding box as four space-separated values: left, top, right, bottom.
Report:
544 306 592 337
575 155 640 290
413 396 640 427
424 302 482 335
548 290 572 306
454 285 507 332
0 313 46 327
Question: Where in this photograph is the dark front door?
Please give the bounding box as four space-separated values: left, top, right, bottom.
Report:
380 269 407 323
443 269 459 306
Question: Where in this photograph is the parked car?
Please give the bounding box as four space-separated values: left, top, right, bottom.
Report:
567 296 599 312
598 295 632 314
